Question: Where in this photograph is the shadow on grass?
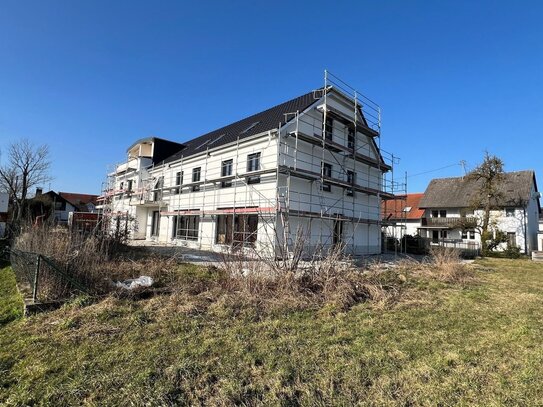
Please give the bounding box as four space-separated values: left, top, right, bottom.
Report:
0 263 24 325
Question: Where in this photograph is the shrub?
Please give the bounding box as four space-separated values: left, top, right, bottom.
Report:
504 245 521 259
418 247 474 285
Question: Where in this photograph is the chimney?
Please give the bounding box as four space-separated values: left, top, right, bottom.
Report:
36 188 43 196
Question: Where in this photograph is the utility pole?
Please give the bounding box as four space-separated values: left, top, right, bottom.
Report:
460 160 467 178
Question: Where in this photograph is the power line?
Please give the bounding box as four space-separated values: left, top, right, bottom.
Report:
407 162 461 179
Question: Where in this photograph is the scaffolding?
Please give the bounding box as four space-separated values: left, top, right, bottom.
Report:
99 70 407 257
274 70 407 256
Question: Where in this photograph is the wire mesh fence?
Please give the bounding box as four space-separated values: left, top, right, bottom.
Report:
9 249 90 303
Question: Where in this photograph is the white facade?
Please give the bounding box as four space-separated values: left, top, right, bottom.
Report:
53 201 76 224
419 189 541 254
383 220 421 238
103 88 392 256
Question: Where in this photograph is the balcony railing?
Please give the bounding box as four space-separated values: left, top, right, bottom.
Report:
421 217 478 228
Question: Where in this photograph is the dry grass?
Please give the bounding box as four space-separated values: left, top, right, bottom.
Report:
3 258 542 406
12 224 184 300
215 244 410 313
11 223 474 314
423 246 475 285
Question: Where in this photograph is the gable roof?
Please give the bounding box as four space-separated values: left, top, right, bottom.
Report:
419 171 539 209
161 90 318 165
382 193 425 220
59 192 99 211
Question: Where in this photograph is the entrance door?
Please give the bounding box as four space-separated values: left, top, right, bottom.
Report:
432 230 439 243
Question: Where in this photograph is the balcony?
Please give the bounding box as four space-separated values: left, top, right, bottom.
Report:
421 216 478 228
129 191 165 207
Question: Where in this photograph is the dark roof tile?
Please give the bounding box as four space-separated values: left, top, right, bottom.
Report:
419 171 538 208
161 90 318 165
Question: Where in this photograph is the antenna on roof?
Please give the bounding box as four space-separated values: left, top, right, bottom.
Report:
460 160 467 178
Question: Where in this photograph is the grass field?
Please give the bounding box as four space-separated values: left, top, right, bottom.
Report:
1 258 543 406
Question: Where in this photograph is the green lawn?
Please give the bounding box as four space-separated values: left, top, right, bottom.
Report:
1 259 543 406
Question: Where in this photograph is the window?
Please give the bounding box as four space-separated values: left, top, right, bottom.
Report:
321 162 332 192
151 211 160 237
172 215 200 240
432 230 439 243
439 210 447 218
505 208 515 217
174 171 183 194
221 159 233 188
127 180 133 192
507 232 516 247
120 181 124 190
216 214 258 246
323 116 333 141
247 153 261 184
432 210 439 218
192 167 201 192
440 230 448 239
346 170 355 196
333 220 343 246
347 128 355 149
462 230 476 240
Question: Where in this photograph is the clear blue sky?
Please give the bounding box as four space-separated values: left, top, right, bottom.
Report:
1 0 542 195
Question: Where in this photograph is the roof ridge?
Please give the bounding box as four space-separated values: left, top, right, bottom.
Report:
159 89 319 165
185 90 316 146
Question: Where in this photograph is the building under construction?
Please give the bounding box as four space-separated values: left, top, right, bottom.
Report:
99 72 404 256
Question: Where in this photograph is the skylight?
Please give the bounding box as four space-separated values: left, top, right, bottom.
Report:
402 206 412 212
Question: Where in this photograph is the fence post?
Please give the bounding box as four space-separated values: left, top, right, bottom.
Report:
32 254 41 302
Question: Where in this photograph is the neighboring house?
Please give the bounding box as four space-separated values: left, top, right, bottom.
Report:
418 171 541 254
538 214 543 252
102 84 395 256
40 191 99 224
382 193 425 238
59 192 99 213
0 192 8 237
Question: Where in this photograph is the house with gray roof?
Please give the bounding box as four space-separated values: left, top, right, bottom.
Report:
418 171 541 254
100 80 395 257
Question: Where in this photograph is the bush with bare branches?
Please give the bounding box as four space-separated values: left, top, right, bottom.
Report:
417 246 475 285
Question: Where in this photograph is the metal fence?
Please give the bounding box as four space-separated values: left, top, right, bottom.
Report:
9 249 90 303
385 236 481 259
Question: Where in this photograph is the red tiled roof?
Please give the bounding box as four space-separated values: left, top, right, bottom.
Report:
59 192 99 208
382 193 425 220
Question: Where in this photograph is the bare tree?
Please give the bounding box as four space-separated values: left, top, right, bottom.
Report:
0 139 52 224
466 151 505 255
